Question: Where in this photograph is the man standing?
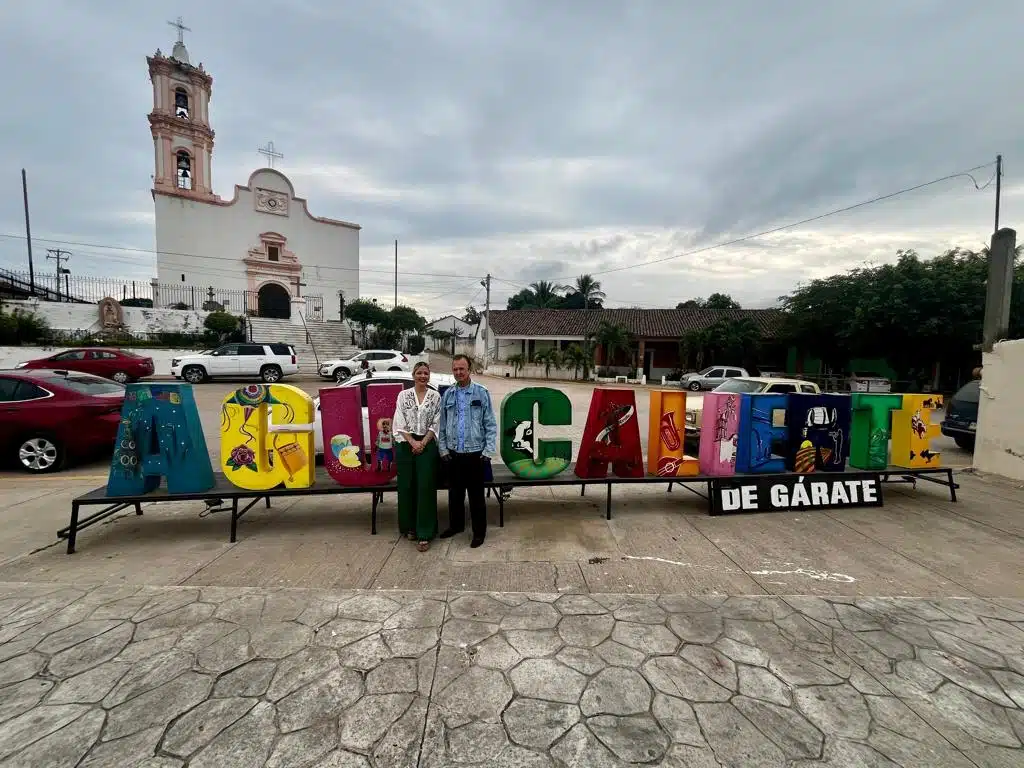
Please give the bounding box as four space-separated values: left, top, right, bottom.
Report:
438 354 497 548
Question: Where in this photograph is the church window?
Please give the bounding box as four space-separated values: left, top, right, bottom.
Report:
174 88 190 119
267 245 280 262
176 150 192 190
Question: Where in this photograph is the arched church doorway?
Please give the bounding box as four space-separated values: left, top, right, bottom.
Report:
258 282 291 319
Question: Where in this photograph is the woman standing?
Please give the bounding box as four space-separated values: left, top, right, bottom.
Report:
392 361 441 551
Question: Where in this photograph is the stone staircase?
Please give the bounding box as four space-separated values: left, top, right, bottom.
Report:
248 317 360 372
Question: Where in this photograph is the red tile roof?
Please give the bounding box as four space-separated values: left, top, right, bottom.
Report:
487 308 785 339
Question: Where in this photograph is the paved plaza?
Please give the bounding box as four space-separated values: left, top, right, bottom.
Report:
2 583 1024 767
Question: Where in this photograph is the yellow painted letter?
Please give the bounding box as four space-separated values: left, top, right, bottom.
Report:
648 390 699 477
221 383 316 490
890 393 944 468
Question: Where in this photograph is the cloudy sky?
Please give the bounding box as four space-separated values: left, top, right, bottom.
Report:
1 0 1021 318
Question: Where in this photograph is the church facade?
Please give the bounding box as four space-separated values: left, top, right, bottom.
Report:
148 29 358 321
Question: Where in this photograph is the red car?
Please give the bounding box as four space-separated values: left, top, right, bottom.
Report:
16 348 154 383
0 369 125 473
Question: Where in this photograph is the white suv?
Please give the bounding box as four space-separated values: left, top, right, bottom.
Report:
318 350 415 382
171 343 298 384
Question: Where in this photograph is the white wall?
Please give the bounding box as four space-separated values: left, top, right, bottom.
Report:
155 169 359 319
425 315 476 338
974 338 1024 480
0 346 198 376
3 299 209 334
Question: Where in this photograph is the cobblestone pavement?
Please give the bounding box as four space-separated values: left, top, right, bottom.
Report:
1 583 1023 767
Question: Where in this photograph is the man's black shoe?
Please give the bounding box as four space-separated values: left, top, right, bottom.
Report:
470 537 485 548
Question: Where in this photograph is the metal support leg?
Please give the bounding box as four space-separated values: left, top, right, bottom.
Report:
707 481 718 516
371 493 378 535
667 482 673 493
581 485 586 497
67 503 79 554
606 483 612 521
948 469 958 502
498 494 504 528
265 496 271 509
230 498 239 543
134 502 143 515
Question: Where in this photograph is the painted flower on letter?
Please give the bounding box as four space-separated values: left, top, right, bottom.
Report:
226 444 257 472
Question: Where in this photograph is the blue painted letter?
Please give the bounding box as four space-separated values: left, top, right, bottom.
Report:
736 393 788 474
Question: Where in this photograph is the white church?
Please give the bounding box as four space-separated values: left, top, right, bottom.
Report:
148 22 358 321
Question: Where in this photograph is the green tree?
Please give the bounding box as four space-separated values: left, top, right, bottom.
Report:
589 320 633 368
506 352 526 377
347 299 388 345
532 347 563 378
676 293 741 310
685 317 762 367
462 306 481 325
203 311 242 342
573 274 606 309
526 280 566 309
562 343 593 379
506 288 534 310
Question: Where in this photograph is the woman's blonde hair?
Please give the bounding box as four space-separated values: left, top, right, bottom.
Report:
412 361 430 374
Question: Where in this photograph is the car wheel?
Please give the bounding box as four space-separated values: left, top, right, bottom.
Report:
954 436 976 451
111 371 129 384
261 365 283 383
17 434 63 473
334 368 351 383
388 366 402 371
183 365 207 384
688 381 702 391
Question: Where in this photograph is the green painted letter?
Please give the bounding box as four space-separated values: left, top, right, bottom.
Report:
850 393 904 469
500 387 573 479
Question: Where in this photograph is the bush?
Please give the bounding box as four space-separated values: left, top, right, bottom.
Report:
407 335 425 355
204 311 240 336
368 328 401 350
0 307 49 344
121 298 153 308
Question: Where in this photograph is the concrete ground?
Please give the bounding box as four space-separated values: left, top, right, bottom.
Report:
1 370 1020 766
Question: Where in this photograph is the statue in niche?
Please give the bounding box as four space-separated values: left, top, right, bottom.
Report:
99 297 124 328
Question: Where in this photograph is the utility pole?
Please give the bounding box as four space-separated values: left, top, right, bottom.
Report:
480 273 491 369
394 239 398 308
995 152 1003 231
22 170 35 295
46 249 70 301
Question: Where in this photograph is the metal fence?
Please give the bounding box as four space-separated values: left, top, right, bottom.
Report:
0 268 325 321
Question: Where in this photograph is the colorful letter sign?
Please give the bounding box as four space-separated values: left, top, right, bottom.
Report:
220 384 315 491
575 388 643 479
648 390 698 477
107 383 214 496
736 393 789 474
891 394 943 468
849 393 903 470
500 387 573 479
320 383 402 486
785 393 851 473
699 392 741 476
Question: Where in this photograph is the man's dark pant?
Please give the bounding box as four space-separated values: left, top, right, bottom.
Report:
447 451 487 537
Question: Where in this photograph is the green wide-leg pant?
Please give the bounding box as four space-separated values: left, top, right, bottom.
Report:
396 440 439 541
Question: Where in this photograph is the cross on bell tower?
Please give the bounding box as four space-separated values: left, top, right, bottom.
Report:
168 16 190 44
258 141 284 169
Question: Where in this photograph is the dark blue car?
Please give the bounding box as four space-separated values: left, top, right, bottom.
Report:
941 380 979 451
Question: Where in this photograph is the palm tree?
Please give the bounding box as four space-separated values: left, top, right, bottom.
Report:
532 347 563 378
526 281 566 309
506 353 526 378
574 274 606 309
589 321 633 370
562 344 591 379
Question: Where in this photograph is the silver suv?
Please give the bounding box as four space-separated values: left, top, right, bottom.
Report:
171 343 299 384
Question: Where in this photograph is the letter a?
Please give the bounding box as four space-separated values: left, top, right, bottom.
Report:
107 383 214 496
575 388 643 478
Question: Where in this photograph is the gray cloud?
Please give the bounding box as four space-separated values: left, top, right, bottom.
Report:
1 0 1021 317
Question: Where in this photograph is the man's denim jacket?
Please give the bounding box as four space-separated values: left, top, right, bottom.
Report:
438 381 498 458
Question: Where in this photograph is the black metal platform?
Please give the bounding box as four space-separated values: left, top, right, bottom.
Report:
61 464 959 554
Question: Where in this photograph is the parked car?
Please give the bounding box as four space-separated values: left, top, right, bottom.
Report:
295 371 456 457
678 366 749 391
170 343 298 384
318 350 423 382
847 371 892 393
684 377 821 434
15 348 154 383
0 369 125 473
941 379 979 451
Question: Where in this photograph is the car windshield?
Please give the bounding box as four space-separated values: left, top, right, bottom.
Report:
714 379 767 393
697 367 715 375
52 374 125 396
953 380 981 404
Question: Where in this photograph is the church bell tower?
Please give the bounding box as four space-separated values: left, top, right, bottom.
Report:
147 18 216 199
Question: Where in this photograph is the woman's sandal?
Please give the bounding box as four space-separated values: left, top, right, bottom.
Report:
417 541 430 552
406 533 416 541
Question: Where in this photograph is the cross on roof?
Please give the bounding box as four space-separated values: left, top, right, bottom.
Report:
167 16 190 44
258 141 284 169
